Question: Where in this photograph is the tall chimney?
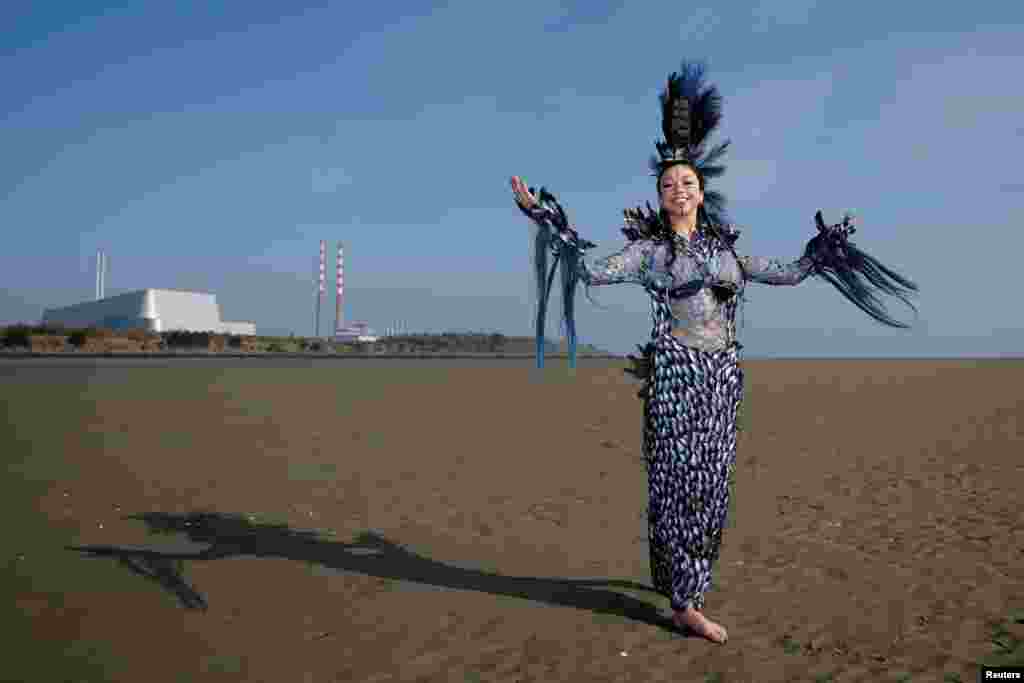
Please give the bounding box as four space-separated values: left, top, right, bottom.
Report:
316 240 325 338
335 243 344 333
96 250 102 300
100 251 107 299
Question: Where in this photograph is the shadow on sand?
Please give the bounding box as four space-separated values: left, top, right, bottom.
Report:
66 511 691 636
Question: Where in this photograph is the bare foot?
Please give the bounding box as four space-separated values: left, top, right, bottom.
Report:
673 607 728 644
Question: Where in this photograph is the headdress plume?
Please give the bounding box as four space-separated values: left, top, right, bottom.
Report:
647 61 732 228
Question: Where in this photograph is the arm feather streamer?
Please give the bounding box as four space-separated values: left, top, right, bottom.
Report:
805 211 919 328
520 187 595 369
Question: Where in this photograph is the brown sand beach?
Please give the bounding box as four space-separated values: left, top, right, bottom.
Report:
2 357 1022 682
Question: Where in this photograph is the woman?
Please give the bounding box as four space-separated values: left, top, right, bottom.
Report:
510 61 918 644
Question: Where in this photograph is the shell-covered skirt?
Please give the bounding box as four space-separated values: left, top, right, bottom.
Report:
643 333 744 611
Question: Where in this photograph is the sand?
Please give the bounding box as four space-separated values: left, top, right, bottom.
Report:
2 358 1022 682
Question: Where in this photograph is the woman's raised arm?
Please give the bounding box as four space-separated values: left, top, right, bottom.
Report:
511 175 656 287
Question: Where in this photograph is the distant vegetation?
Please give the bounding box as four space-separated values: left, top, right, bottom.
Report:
0 323 611 356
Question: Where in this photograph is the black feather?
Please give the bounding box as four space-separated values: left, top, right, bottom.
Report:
620 202 664 241
653 59 731 186
648 152 663 176
805 212 920 328
671 98 690 146
693 87 722 144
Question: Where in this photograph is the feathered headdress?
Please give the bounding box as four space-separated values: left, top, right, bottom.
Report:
624 61 732 240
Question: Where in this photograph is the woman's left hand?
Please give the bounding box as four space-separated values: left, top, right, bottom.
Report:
815 210 857 237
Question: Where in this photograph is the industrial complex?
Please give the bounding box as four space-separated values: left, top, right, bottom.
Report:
37 241 397 340
321 241 379 342
37 250 253 335
42 288 256 336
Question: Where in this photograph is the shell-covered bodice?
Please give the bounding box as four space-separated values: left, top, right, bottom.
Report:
577 228 815 352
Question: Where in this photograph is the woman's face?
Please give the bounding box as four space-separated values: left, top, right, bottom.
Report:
658 164 704 220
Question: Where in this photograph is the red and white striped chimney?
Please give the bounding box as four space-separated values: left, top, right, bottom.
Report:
318 240 326 297
335 243 344 332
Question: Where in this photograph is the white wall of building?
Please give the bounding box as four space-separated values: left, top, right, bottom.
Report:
147 290 221 332
42 289 255 335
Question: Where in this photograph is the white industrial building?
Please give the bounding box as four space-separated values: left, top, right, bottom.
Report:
42 289 256 336
334 321 379 343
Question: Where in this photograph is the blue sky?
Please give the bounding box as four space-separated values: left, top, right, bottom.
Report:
2 1 1022 357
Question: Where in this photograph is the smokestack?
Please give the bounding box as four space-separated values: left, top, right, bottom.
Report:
94 249 108 299
335 243 344 333
316 240 326 338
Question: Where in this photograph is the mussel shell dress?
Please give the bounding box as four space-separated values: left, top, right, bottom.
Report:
578 227 811 611
642 292 743 610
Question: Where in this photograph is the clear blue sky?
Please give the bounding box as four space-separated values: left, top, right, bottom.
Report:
2 1 1022 357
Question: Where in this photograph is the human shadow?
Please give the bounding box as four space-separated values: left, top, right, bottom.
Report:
66 510 689 635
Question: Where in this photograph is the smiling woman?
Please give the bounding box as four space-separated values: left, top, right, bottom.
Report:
509 59 919 645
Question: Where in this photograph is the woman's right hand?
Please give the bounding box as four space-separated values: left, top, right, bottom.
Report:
510 176 539 211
